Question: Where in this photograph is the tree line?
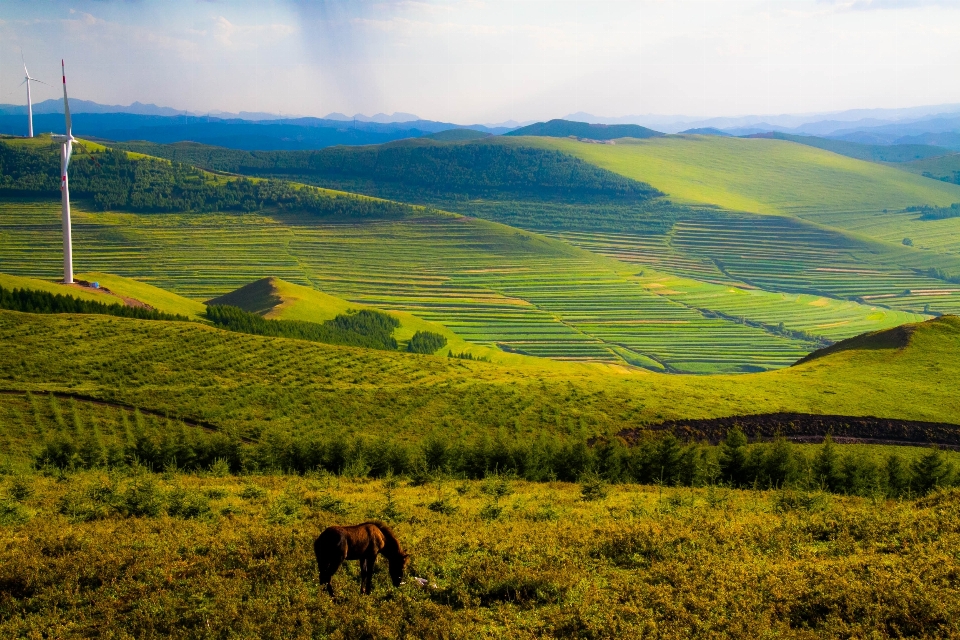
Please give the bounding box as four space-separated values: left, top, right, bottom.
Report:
906 203 960 220
115 139 663 202
36 413 957 499
0 141 412 218
0 285 188 322
205 304 400 350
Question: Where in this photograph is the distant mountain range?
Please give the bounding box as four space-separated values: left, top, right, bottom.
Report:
568 104 960 149
0 100 516 151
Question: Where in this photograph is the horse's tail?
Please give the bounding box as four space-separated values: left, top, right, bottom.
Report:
370 521 404 557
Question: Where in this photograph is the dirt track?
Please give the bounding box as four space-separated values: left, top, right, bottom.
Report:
618 413 960 450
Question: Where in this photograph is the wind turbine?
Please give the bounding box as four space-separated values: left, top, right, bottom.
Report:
52 60 74 284
19 51 51 138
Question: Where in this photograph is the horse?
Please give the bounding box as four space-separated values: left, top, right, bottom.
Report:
313 521 410 596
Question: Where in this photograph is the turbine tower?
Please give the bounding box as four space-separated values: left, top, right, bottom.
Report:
19 51 50 138
52 60 75 284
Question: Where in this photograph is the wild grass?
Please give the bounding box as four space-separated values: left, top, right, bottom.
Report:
532 135 960 215
1 468 959 638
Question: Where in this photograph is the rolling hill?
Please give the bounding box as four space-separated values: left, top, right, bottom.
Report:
527 134 960 215
504 119 663 140
0 310 957 447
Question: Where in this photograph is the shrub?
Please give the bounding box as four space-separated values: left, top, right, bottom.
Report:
118 477 164 518
167 487 212 519
8 476 33 502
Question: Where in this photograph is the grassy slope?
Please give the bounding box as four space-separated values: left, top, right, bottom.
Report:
529 135 960 215
208 276 524 362
77 272 208 319
0 311 957 444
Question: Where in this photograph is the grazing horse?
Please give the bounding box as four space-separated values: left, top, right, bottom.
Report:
314 521 410 596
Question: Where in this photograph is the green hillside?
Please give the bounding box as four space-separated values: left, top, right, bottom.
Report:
504 119 663 140
0 311 957 446
745 132 950 163
529 134 960 215
207 276 516 361
898 152 960 185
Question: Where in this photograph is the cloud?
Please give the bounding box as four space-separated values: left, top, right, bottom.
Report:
820 0 960 10
212 16 297 48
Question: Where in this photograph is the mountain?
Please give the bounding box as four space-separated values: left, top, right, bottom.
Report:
742 132 950 163
0 111 513 151
505 119 663 140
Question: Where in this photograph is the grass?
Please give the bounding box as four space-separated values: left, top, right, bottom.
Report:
530 134 960 215
1 468 959 638
1 311 959 445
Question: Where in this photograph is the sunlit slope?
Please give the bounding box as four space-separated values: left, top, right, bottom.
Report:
0 271 206 319
528 135 960 215
0 312 957 441
207 276 522 362
0 196 946 372
77 272 207 319
0 273 116 305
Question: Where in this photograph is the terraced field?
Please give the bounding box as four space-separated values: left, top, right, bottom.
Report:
549 214 960 316
0 198 848 373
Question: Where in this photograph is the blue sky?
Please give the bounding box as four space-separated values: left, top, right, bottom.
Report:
2 0 960 123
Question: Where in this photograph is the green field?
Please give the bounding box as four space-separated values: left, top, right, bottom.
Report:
0 196 928 372
532 134 960 215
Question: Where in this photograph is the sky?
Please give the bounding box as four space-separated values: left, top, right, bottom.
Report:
2 0 960 124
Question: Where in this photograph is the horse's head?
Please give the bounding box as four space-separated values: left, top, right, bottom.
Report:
389 551 410 587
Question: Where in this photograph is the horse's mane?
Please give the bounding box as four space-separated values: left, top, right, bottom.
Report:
367 521 405 557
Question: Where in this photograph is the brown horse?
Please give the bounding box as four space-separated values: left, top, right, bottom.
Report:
313 521 410 596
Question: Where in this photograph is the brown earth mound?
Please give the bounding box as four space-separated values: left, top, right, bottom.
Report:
618 413 960 449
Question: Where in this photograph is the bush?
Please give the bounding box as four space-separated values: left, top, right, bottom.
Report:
118 477 164 518
167 487 212 519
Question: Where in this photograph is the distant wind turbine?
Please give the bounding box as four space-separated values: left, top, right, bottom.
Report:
19 51 51 138
52 60 75 284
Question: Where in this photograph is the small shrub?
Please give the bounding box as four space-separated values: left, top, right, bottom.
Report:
167 487 212 519
203 487 228 500
239 484 267 500
208 458 231 478
8 476 33 502
526 504 560 521
314 492 348 515
0 499 30 526
579 472 609 502
118 477 164 518
479 501 504 521
774 489 829 513
428 496 458 515
267 494 301 524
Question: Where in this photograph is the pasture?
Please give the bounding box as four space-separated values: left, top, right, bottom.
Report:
1 468 959 638
532 134 960 216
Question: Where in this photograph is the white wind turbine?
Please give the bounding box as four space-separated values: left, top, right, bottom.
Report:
19 51 51 138
52 60 75 284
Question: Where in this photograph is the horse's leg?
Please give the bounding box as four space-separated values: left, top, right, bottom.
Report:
365 552 379 595
358 558 369 595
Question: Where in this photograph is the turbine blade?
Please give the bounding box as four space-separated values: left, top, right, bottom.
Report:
61 60 72 137
32 79 54 88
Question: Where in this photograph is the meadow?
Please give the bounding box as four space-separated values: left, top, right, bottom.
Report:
1 468 959 638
